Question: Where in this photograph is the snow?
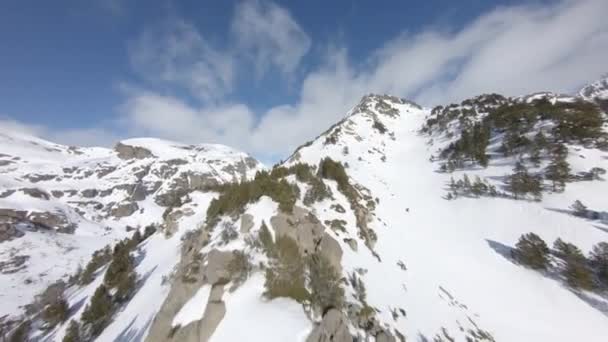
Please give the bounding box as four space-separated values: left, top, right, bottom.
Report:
290 96 608 340
172 285 213 327
212 274 311 342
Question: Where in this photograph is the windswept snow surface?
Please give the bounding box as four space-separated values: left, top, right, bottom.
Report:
212 274 311 342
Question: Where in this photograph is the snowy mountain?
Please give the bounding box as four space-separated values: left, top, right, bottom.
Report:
1 76 608 342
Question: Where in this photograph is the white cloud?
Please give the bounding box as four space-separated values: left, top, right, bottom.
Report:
128 18 235 102
231 0 311 77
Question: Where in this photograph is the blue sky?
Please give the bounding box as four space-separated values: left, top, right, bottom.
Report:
1 0 607 160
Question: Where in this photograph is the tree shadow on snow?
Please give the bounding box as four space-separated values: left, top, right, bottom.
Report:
545 206 608 228
115 315 154 342
486 239 608 318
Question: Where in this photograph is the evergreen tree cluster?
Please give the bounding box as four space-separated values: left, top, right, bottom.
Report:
433 96 606 197
446 174 499 199
440 122 491 168
207 162 339 228
514 233 608 290
507 162 542 200
72 230 142 341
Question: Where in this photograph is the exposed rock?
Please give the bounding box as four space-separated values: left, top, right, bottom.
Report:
376 331 397 342
109 202 139 218
50 190 64 198
344 238 358 252
0 189 15 198
81 188 99 198
202 249 234 285
163 208 194 236
318 233 343 272
0 223 24 242
23 174 56 182
115 142 155 160
270 207 344 273
240 214 254 233
0 160 14 166
20 188 50 200
96 165 116 178
27 211 76 233
307 308 352 342
0 255 29 274
271 206 324 256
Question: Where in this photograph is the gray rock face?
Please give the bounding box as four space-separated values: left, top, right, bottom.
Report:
81 189 99 198
307 309 352 342
0 222 24 242
240 214 254 233
115 142 155 160
270 206 343 271
0 190 15 199
27 211 76 233
202 249 234 285
20 188 50 200
109 202 139 218
50 190 64 198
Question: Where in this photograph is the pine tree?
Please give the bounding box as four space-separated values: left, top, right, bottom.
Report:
81 285 113 336
562 244 593 290
508 161 542 200
590 242 608 285
570 200 588 217
514 233 550 269
62 320 81 342
42 295 69 328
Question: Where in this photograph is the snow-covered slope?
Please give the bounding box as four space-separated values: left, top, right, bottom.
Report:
2 76 608 342
288 93 608 340
0 130 263 323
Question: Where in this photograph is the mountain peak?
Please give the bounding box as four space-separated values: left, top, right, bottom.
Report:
579 74 608 100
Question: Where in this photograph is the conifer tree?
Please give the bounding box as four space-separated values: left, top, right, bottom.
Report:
570 200 588 217
514 233 549 269
62 320 81 342
81 285 112 336
590 242 608 285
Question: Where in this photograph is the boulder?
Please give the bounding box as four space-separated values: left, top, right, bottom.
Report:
115 142 155 160
307 309 352 342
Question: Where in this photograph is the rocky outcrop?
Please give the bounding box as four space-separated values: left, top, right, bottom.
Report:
109 202 139 218
80 189 98 198
20 188 50 200
114 142 155 160
27 211 76 233
307 309 352 342
270 206 343 272
0 222 24 242
240 214 254 233
202 249 235 285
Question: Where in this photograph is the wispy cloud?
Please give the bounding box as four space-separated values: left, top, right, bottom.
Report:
231 0 311 77
128 18 235 103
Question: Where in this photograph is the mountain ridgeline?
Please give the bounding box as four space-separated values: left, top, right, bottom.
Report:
1 76 608 341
